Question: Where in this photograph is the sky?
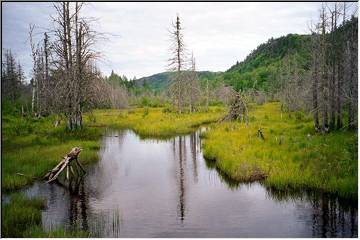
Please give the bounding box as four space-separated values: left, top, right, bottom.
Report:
2 2 342 80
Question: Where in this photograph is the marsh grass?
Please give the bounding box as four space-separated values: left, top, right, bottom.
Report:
88 106 225 139
2 193 90 237
2 193 45 237
2 103 356 238
2 107 224 191
202 102 357 198
2 107 224 237
2 115 101 191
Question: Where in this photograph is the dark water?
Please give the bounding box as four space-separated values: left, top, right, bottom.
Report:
17 129 357 237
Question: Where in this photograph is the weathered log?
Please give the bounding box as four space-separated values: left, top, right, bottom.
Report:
44 147 83 183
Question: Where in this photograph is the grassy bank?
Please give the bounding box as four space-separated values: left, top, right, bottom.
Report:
2 107 224 191
88 107 225 138
202 102 357 198
2 115 102 191
2 107 224 237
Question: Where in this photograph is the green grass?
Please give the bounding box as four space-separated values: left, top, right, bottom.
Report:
202 102 357 199
2 115 101 192
2 193 90 238
2 107 225 191
3 104 356 238
88 107 225 139
2 193 45 237
2 107 224 238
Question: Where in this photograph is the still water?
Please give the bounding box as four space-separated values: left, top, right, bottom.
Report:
20 129 357 237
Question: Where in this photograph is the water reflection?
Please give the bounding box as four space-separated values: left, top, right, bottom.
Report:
173 136 186 221
266 187 357 237
204 157 241 190
10 129 357 237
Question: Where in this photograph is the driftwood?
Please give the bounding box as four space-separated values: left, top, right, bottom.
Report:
44 147 85 183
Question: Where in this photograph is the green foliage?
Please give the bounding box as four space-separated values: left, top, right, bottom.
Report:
224 34 312 92
136 71 222 91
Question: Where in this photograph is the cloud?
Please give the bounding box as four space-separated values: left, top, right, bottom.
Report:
3 2 336 80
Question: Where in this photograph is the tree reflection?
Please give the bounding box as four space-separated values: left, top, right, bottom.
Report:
266 187 358 237
178 136 185 221
190 131 198 182
173 136 186 222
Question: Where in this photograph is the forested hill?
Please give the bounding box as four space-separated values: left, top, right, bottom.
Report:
132 34 313 93
126 17 356 94
223 33 312 91
223 17 357 92
136 71 221 91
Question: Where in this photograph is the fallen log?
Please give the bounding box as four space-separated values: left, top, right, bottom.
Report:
44 147 85 183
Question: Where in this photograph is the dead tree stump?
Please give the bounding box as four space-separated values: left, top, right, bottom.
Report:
257 128 265 141
44 147 85 183
220 92 249 124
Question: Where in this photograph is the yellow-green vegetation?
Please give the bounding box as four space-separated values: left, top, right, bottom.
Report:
202 102 357 198
2 115 101 192
87 107 225 138
2 193 90 237
3 107 224 237
3 106 224 191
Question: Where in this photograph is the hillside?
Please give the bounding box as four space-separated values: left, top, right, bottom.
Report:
223 17 357 92
135 71 222 91
132 34 313 93
223 33 312 91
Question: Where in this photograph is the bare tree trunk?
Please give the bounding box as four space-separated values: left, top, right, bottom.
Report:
75 2 82 128
168 14 186 114
205 78 209 111
348 35 357 130
312 56 320 130
320 6 329 133
44 32 49 114
329 10 337 130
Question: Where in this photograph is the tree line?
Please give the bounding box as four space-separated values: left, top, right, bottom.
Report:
2 49 27 111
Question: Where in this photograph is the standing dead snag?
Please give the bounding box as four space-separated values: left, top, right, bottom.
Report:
44 147 85 183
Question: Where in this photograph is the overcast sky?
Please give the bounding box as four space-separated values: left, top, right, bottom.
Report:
3 2 335 80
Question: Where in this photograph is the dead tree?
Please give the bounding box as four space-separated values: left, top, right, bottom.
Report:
311 3 358 132
187 52 200 112
320 5 329 133
221 90 249 124
52 2 98 129
44 147 85 183
168 14 187 113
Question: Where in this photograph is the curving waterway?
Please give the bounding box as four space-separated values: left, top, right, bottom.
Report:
14 129 358 237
